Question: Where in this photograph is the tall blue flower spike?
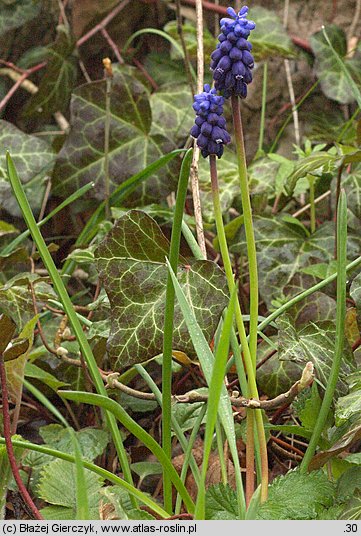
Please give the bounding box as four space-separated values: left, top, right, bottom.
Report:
191 84 231 159
211 6 255 98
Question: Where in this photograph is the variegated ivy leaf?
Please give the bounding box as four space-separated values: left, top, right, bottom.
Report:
310 25 361 105
94 210 228 368
277 316 355 397
230 216 361 308
0 0 41 37
52 70 179 204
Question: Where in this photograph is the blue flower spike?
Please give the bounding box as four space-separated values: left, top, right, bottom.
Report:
211 5 255 98
191 84 231 159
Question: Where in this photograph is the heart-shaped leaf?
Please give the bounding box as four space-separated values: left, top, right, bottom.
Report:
52 70 179 204
94 210 228 368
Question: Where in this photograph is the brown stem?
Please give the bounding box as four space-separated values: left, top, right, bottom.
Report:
0 62 46 112
175 0 195 96
0 353 43 519
77 0 130 46
245 411 255 506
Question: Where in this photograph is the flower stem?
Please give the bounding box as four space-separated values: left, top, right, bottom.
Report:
308 175 316 233
209 155 268 503
162 149 193 513
300 190 347 472
231 96 258 370
257 62 268 156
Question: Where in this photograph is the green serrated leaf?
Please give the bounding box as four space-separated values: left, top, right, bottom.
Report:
37 459 103 519
94 210 228 368
38 424 109 461
0 0 41 36
297 382 322 431
52 70 178 205
205 484 239 520
310 25 361 105
23 25 78 118
257 470 335 520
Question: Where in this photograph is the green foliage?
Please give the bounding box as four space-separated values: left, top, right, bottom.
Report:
250 6 296 60
205 484 239 520
257 470 335 520
94 210 228 367
231 217 361 308
310 25 361 104
23 26 78 118
52 70 186 205
0 0 41 36
38 459 104 520
38 424 109 460
0 120 54 216
278 315 354 396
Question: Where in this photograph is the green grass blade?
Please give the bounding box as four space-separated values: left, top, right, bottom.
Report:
300 190 348 472
194 288 236 520
0 182 94 257
166 259 246 517
59 390 195 514
162 148 193 513
135 364 201 487
69 428 90 520
22 378 68 428
123 29 196 80
0 438 168 518
6 153 137 508
61 149 186 275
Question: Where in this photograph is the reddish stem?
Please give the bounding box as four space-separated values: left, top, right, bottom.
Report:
0 62 46 113
0 354 43 520
77 0 130 47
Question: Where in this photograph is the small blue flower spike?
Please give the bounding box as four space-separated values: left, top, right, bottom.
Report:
191 84 231 158
211 6 255 98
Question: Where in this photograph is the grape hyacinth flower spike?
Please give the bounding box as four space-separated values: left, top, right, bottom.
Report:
191 84 231 159
211 6 255 98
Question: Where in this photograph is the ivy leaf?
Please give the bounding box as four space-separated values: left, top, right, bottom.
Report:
37 459 103 519
0 0 41 36
335 373 361 426
172 388 207 434
205 484 239 520
286 151 336 195
23 25 78 118
94 210 228 368
52 70 178 205
230 217 361 308
0 120 55 217
150 83 193 145
257 470 335 520
251 6 296 60
310 25 361 104
277 316 355 397
257 338 303 398
350 272 361 317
